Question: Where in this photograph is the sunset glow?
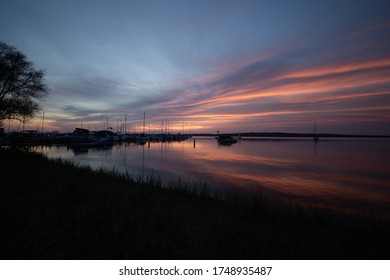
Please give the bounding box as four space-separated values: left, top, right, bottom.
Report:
1 0 389 134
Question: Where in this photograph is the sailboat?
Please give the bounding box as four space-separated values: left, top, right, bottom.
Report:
313 122 319 142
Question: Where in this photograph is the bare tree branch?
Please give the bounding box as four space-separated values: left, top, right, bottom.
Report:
0 41 48 123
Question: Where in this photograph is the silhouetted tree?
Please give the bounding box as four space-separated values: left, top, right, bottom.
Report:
0 41 48 125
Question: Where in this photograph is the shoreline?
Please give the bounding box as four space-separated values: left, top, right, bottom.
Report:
1 132 389 148
1 148 389 259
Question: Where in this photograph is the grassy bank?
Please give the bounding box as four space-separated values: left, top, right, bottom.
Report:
1 148 389 259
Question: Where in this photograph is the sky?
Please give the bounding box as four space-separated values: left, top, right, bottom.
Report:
1 0 390 134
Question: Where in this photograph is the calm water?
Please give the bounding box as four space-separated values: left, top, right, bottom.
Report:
36 137 390 215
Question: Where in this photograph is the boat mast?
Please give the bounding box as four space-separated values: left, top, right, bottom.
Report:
41 111 45 144
41 111 45 134
143 111 146 135
125 113 127 134
313 122 319 142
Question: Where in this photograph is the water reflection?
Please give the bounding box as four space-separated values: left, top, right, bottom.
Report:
36 137 390 216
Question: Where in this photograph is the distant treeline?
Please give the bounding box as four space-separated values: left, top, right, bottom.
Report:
192 132 390 138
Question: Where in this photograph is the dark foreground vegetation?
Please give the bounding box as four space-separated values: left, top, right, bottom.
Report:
1 148 389 259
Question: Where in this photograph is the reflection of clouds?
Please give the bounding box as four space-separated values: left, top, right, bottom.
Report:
186 146 390 204
223 171 390 203
35 137 390 215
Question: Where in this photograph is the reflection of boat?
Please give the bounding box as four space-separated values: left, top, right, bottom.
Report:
313 122 319 142
216 134 238 145
72 138 111 148
135 134 149 145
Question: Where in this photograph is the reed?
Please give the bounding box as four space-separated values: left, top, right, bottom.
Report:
1 147 389 259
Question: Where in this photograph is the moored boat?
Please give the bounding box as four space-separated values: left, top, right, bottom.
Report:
216 134 238 145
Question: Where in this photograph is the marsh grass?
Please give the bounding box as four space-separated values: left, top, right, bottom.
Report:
1 148 389 259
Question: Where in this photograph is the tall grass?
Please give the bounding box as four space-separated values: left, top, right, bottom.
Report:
1 148 389 259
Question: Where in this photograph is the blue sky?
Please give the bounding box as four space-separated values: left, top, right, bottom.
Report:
1 0 390 134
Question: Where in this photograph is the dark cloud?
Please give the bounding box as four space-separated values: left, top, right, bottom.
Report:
52 75 125 101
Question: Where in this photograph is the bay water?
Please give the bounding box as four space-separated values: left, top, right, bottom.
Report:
35 137 390 216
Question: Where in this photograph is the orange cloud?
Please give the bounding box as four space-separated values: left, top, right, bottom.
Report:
281 58 390 79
